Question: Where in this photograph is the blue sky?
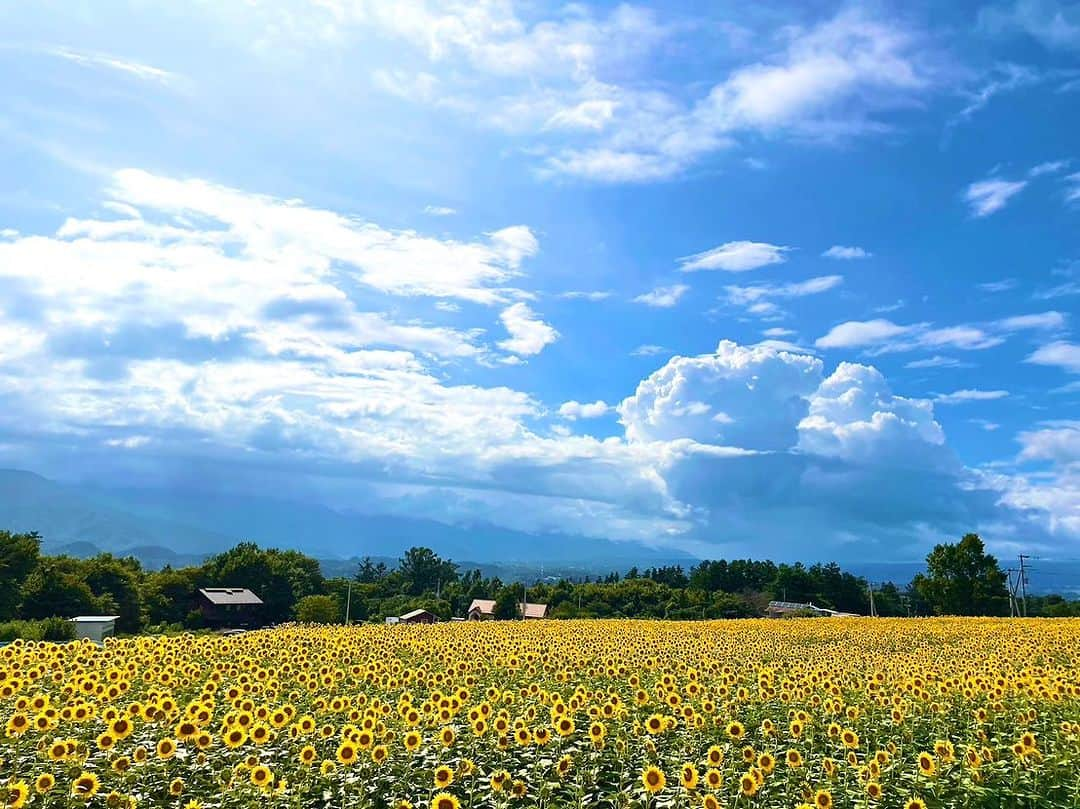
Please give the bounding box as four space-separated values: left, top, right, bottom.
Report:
0 0 1078 561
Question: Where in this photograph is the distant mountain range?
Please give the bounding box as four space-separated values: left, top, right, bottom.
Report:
0 468 692 572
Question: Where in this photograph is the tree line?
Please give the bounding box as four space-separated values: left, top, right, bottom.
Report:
1 529 1077 637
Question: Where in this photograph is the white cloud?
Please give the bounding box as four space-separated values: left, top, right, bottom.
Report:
815 319 914 349
630 344 667 357
723 275 842 318
822 245 871 259
904 355 970 369
1067 171 1080 203
815 313 1055 354
979 278 1018 292
497 303 559 356
619 340 821 448
970 419 1001 431
423 204 457 216
1029 159 1069 176
933 389 1010 405
763 327 795 338
996 311 1067 330
680 241 790 272
1027 341 1080 373
979 0 1080 50
373 69 440 102
633 284 689 308
965 177 1028 216
45 46 176 84
1018 421 1080 463
559 290 613 301
558 400 611 420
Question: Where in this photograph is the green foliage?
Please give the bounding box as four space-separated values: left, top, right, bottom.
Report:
493 587 520 620
295 594 341 624
397 546 458 596
0 530 41 620
912 533 1011 616
0 616 76 642
200 542 325 624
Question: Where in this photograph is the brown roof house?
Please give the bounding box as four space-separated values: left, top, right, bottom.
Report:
398 608 437 624
197 588 264 628
467 599 548 620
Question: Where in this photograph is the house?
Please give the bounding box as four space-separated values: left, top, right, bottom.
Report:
399 608 436 624
467 599 496 620
69 616 119 643
766 600 859 618
467 599 549 620
196 588 264 628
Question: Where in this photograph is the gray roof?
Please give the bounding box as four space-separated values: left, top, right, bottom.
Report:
199 587 263 606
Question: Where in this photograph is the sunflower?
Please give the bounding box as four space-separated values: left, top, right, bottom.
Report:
814 789 833 809
641 766 666 794
336 741 358 765
157 737 178 759
645 714 665 734
866 782 883 801
703 795 721 809
299 745 317 765
71 772 100 801
434 765 454 789
490 770 510 792
904 799 928 809
34 774 55 795
758 752 776 774
739 772 758 797
705 745 724 767
727 721 745 740
556 717 575 737
704 768 722 790
372 744 388 764
431 793 460 809
223 728 247 749
4 781 29 809
249 766 272 789
786 749 804 768
917 752 936 777
169 779 184 796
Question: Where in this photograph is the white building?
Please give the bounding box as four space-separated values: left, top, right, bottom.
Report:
69 616 119 642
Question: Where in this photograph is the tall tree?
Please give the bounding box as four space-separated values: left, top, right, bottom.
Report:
912 533 1010 616
397 547 458 596
0 531 41 620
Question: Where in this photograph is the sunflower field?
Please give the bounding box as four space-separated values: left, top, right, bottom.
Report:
1 618 1078 809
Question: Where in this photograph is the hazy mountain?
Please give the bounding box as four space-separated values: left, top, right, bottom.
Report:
0 468 693 569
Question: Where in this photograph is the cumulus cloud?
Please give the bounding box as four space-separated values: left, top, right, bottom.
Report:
965 177 1027 216
497 303 559 356
680 241 790 272
633 284 689 307
816 319 913 349
558 400 611 420
822 245 871 259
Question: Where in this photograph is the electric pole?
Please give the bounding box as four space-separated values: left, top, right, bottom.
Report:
345 581 352 626
868 582 877 618
1005 569 1017 617
1018 555 1030 618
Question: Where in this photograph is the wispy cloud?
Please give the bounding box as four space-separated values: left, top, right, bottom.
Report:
1027 341 1080 373
559 290 613 301
630 344 667 357
633 284 689 308
46 46 176 84
680 241 790 272
905 355 972 369
934 389 1010 404
822 245 871 259
722 275 842 318
979 278 1019 292
965 176 1027 216
423 205 457 216
817 311 1064 352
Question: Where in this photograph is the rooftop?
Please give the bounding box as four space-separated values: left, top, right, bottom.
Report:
198 587 264 606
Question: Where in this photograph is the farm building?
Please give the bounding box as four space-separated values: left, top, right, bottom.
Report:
467 599 549 620
399 608 436 624
196 587 264 627
69 616 119 642
766 600 859 618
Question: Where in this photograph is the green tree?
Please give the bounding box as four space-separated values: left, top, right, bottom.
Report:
493 586 520 620
912 533 1010 616
295 594 341 623
82 554 144 633
0 530 41 620
397 547 458 596
142 566 202 626
20 557 104 619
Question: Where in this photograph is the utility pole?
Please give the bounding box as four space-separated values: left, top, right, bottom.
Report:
345 581 352 626
523 580 527 621
868 582 877 618
1018 555 1030 617
1005 569 1016 617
